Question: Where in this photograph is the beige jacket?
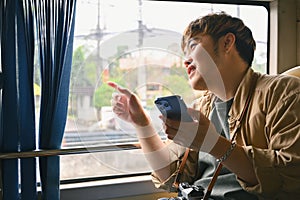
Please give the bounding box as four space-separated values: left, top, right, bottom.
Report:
152 68 300 199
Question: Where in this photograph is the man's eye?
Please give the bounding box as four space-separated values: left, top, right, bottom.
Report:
189 43 197 50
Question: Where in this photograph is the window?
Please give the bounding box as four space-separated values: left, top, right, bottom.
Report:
60 0 268 181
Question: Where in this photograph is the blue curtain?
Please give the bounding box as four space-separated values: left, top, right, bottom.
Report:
17 1 37 200
34 1 76 200
0 1 20 199
1 0 37 199
0 0 76 199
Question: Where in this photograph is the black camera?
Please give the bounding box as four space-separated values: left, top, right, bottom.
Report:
158 182 205 200
178 182 205 200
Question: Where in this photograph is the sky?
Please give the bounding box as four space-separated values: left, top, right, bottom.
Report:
74 0 268 42
73 0 268 67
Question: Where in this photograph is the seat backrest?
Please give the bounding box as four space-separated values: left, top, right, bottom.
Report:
282 66 300 78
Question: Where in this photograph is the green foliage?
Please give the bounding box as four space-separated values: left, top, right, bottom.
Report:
252 58 266 73
93 83 114 108
164 74 192 100
93 78 125 109
71 45 86 86
71 45 101 87
252 51 267 74
84 59 97 86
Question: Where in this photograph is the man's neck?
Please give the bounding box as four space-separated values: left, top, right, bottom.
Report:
215 65 249 101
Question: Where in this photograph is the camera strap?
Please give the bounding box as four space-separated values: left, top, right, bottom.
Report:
172 148 190 189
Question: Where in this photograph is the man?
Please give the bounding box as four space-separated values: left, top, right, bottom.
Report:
108 12 300 199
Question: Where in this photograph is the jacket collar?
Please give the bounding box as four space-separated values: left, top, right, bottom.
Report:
228 67 257 124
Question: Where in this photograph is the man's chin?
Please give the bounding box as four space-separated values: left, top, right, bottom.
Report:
189 80 207 91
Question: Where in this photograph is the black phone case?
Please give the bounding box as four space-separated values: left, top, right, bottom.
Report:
154 95 193 122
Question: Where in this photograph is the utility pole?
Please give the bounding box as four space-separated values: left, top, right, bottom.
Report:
237 5 240 18
138 0 144 48
137 0 147 105
96 0 102 83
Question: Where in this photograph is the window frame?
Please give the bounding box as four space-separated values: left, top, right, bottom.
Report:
59 0 271 198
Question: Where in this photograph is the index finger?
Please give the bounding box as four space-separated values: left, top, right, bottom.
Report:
107 81 132 98
107 81 119 89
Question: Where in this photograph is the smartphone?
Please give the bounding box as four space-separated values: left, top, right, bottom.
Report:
154 95 193 122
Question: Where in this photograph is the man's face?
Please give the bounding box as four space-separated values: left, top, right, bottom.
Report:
183 35 224 92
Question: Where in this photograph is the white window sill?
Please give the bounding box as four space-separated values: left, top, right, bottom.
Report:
60 175 165 200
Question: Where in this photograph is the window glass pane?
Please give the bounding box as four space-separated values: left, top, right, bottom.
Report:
61 0 268 180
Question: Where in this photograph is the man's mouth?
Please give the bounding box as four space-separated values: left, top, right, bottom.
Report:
187 65 196 77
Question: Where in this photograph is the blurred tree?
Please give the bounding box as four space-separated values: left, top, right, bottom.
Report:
93 83 114 108
71 45 86 86
252 51 267 73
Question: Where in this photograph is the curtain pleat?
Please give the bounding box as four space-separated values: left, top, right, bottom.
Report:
0 1 20 200
17 0 37 199
35 1 76 199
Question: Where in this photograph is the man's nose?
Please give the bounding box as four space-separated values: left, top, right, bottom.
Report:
184 57 192 68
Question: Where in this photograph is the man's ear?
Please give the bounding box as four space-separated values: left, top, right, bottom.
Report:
223 32 235 53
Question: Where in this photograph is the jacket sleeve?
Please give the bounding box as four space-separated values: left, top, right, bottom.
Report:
238 90 300 198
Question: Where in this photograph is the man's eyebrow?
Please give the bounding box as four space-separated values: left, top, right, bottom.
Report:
187 38 196 47
184 38 194 52
183 37 199 54
187 37 201 47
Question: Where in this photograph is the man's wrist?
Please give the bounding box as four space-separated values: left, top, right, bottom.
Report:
209 136 232 159
216 140 236 163
134 123 157 139
199 123 221 153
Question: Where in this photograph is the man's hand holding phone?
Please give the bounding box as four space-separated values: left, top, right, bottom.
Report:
154 95 193 122
155 95 220 153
